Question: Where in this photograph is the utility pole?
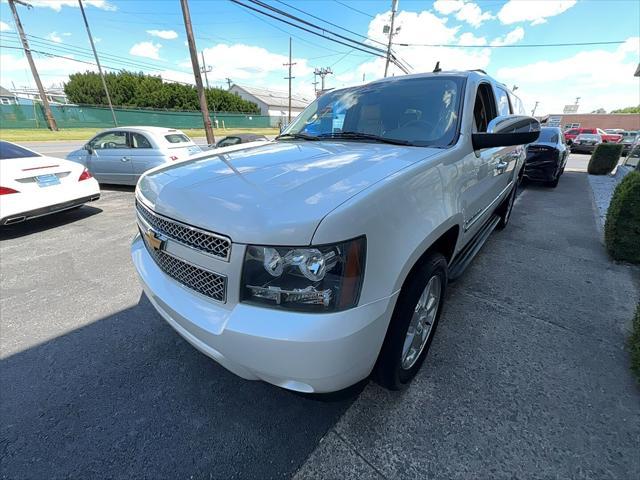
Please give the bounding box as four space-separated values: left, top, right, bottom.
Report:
312 71 319 95
200 51 217 124
200 50 212 89
283 37 296 123
78 0 117 127
180 0 214 144
383 0 399 78
531 101 539 117
8 0 58 131
226 78 232 90
314 67 333 92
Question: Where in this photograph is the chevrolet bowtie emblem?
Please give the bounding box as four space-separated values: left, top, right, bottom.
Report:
144 228 165 251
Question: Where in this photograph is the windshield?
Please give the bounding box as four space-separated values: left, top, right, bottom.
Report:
536 128 559 143
282 76 465 147
0 141 41 160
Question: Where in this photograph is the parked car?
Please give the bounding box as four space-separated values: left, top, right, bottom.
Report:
212 133 269 149
621 130 639 155
570 133 603 153
66 127 202 185
131 71 539 393
0 141 100 226
604 128 624 135
564 128 622 144
524 126 568 187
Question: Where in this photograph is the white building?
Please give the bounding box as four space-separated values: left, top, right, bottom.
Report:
229 84 311 123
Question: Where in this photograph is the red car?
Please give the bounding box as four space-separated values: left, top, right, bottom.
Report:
564 128 622 144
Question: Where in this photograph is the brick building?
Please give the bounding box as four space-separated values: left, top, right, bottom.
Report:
539 113 640 131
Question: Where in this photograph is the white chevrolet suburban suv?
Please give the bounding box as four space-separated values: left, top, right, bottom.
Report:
131 71 539 393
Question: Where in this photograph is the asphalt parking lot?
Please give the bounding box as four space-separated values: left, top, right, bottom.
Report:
0 187 356 479
1 170 638 479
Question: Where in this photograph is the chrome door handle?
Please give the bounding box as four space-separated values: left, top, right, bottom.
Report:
121 157 130 162
496 160 508 173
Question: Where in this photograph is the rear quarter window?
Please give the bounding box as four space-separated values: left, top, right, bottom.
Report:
164 134 192 144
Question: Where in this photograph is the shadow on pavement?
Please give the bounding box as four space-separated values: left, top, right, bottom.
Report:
0 205 103 240
0 293 357 479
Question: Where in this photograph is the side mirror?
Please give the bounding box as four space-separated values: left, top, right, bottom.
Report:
472 115 540 150
84 143 93 154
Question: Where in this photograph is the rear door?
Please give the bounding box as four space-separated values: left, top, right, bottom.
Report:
129 131 166 182
88 131 134 184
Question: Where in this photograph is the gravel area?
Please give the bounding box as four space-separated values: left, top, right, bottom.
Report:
588 165 633 232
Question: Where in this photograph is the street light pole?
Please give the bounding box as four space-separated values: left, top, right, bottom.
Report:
78 0 117 127
531 101 539 117
180 0 214 144
8 0 58 131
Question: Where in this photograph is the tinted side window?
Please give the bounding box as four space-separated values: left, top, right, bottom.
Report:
495 87 512 116
91 131 128 150
473 83 498 133
217 137 241 147
131 133 152 149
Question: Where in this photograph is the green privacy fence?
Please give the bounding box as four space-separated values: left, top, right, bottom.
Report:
0 104 276 129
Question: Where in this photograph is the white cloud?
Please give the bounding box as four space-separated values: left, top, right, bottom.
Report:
433 0 465 16
458 32 487 46
47 32 63 43
194 43 313 82
129 41 162 60
497 0 577 25
147 30 179 40
62 32 72 37
490 27 525 46
496 37 640 115
433 1 493 27
0 21 12 32
356 10 491 79
0 51 98 88
454 2 493 27
26 0 116 11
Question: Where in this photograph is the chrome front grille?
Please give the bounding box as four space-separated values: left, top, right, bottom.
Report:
145 242 227 302
136 200 231 261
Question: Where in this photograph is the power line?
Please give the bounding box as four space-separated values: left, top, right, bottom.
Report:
333 0 374 18
396 40 628 48
230 0 410 73
274 0 387 48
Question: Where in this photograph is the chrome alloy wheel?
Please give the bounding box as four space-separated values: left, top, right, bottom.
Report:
401 275 442 370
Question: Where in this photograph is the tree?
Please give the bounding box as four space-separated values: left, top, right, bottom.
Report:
590 108 607 114
611 105 640 114
64 71 260 114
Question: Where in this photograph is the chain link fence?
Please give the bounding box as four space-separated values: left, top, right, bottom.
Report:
0 104 277 129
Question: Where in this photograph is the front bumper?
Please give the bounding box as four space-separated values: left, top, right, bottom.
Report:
131 235 396 393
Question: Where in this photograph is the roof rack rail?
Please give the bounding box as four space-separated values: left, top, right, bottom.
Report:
468 69 487 74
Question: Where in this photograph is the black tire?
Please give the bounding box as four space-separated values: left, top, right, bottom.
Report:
375 253 447 390
547 173 560 188
496 182 517 230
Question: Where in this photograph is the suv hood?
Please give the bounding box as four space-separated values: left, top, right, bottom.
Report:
138 141 441 245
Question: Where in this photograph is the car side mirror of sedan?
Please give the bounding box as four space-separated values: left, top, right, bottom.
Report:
84 143 93 154
472 115 541 150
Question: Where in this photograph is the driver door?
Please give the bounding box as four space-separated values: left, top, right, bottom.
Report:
88 131 134 184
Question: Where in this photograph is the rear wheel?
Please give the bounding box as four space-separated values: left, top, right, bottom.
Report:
375 253 447 390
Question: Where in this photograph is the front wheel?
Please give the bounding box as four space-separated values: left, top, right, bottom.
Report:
375 253 447 390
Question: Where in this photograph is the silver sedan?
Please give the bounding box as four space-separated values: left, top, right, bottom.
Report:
66 126 202 185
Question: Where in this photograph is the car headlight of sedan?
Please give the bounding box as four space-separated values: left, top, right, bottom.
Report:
241 237 366 312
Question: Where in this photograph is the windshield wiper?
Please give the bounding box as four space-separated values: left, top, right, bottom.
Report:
275 132 320 141
318 131 412 146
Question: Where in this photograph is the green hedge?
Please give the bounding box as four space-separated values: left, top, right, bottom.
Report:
588 143 624 175
604 171 640 263
630 303 640 382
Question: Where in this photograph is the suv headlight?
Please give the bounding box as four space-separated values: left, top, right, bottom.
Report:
241 237 366 312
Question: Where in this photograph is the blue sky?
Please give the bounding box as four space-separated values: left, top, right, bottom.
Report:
1 0 638 115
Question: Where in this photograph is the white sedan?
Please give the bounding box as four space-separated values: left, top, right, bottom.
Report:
0 141 100 226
